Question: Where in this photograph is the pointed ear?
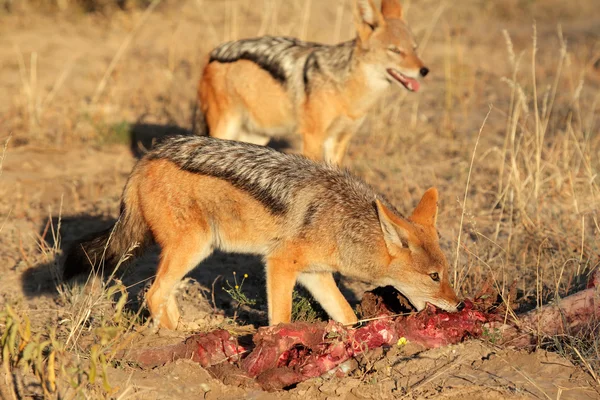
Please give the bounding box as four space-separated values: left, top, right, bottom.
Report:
409 187 439 227
375 199 416 253
353 0 385 45
381 0 403 20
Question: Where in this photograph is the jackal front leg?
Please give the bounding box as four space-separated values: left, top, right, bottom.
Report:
332 127 361 165
329 118 364 165
265 251 302 325
301 131 327 162
297 272 357 325
299 112 329 161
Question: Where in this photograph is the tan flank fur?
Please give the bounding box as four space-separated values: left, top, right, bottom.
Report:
63 137 462 329
199 0 428 164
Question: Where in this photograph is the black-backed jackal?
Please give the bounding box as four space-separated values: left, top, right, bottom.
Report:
199 0 428 164
63 136 462 329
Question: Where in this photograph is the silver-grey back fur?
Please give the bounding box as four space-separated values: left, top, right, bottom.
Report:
209 36 356 93
147 136 398 224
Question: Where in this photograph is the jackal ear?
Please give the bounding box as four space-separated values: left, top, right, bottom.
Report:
375 199 416 253
409 187 439 227
354 0 385 44
382 0 403 20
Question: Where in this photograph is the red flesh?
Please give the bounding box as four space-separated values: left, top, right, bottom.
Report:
122 270 599 391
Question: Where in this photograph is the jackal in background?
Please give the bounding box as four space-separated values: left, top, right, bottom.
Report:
63 136 463 329
199 0 429 164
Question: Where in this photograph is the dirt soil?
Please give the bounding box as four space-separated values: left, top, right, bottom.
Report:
1 0 599 399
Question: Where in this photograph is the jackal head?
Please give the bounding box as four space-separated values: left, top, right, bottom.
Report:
375 188 463 312
354 0 428 92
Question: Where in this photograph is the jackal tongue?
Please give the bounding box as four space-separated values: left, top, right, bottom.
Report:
387 68 420 92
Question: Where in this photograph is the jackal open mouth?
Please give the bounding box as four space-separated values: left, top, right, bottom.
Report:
387 68 420 92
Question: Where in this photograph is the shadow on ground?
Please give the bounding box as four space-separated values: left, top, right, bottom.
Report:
128 121 295 159
22 212 359 326
20 120 346 325
20 215 116 298
128 122 194 158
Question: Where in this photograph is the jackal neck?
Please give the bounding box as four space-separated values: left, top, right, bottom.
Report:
302 40 358 92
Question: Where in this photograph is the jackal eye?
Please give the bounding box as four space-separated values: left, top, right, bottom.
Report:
388 46 405 55
429 272 440 282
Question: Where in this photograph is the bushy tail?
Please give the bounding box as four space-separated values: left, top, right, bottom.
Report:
62 178 151 281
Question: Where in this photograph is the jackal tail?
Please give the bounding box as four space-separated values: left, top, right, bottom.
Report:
62 178 151 280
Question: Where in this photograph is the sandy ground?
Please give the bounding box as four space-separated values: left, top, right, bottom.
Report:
2 144 597 399
1 0 599 398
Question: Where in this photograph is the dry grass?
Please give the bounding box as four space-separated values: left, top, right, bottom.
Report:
349 3 600 378
0 0 599 397
1 211 148 398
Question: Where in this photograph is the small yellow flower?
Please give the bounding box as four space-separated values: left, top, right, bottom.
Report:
235 285 239 290
397 337 408 347
244 274 249 278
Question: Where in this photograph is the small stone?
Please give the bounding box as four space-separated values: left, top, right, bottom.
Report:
335 378 361 395
318 381 338 395
199 383 211 393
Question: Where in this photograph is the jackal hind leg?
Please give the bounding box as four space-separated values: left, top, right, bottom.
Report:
238 130 271 146
209 112 243 141
297 272 358 325
146 232 212 329
200 65 243 141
